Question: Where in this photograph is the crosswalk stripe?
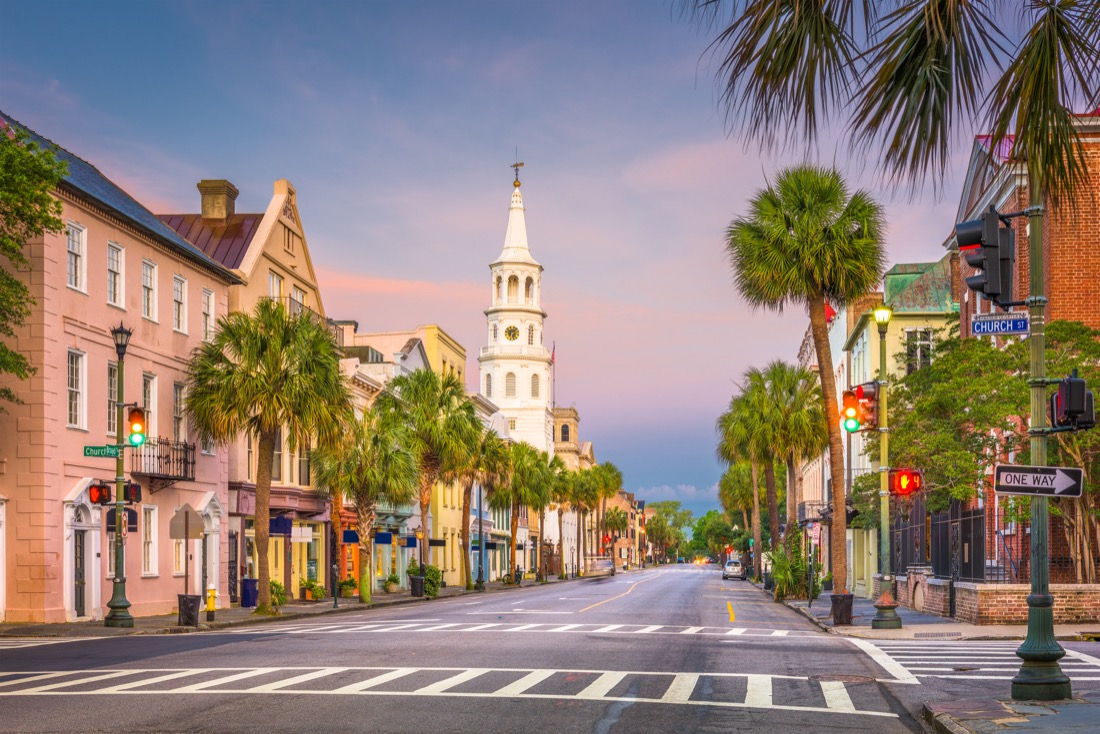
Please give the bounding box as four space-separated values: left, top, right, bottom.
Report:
331 668 418 693
493 669 556 696
244 668 346 692
770 630 789 637
661 673 698 703
680 627 704 634
20 670 135 693
462 623 501 631
726 628 746 635
418 623 461 632
100 669 209 692
362 623 421 633
504 624 543 632
576 671 627 699
175 669 277 692
0 672 73 688
820 680 855 713
592 624 623 633
413 668 489 694
635 625 663 634
549 624 581 633
744 675 772 708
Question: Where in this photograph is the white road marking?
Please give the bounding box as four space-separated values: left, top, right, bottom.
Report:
726 628 746 635
493 669 556 696
592 624 623 633
173 669 276 692
1067 648 1100 667
0 638 88 650
362 623 422 633
770 630 790 637
245 668 346 693
549 624 582 633
744 674 772 707
635 625 663 634
99 669 210 692
413 668 489 694
504 624 543 632
820 680 856 712
462 623 501 631
331 668 418 693
0 672 74 688
18 670 135 693
418 623 462 632
576 671 628 699
846 638 920 684
660 673 698 703
680 627 704 634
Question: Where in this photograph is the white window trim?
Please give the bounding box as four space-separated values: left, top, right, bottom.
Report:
202 435 215 456
106 241 125 309
142 260 158 322
173 538 186 577
66 222 87 294
107 361 118 437
172 382 186 442
201 288 215 342
172 275 188 334
66 349 87 430
142 373 157 439
142 505 159 577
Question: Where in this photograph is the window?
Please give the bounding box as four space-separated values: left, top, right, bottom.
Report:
298 442 311 486
531 374 540 398
173 539 186 575
905 329 933 374
528 325 535 345
246 433 253 481
67 350 85 428
272 428 283 482
142 373 156 438
508 418 516 431
507 276 519 302
485 373 492 398
142 506 158 576
492 324 498 342
201 289 215 342
66 224 85 291
495 276 503 304
107 243 123 306
173 383 185 441
202 436 214 455
172 276 187 332
269 270 284 299
283 227 296 253
561 424 570 442
525 277 534 303
142 260 157 320
107 362 118 435
291 286 307 313
505 372 516 397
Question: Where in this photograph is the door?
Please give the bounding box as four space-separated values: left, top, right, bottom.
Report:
73 530 86 617
949 521 961 617
228 531 238 603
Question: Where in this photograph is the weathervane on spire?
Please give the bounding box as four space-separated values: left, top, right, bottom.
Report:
511 154 524 188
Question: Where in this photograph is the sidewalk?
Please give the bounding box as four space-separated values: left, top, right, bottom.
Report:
0 573 582 638
748 582 1100 732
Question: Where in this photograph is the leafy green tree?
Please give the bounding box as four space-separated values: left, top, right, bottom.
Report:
0 124 67 409
491 442 550 578
742 367 782 547
593 462 623 553
717 392 765 573
312 406 417 603
648 500 694 561
718 461 754 534
376 368 479 560
570 467 600 573
726 165 885 594
604 506 629 556
455 423 510 589
551 464 574 578
763 360 827 529
537 453 566 580
185 300 352 613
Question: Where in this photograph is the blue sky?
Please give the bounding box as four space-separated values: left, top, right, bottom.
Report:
2 1 964 519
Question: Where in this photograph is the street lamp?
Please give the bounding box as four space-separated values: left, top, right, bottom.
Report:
871 305 902 630
105 323 134 628
414 527 425 573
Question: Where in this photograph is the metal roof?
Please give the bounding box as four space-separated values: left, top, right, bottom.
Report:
157 213 262 270
0 111 242 284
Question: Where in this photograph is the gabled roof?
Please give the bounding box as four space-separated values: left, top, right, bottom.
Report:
0 111 241 284
885 253 958 314
158 213 263 270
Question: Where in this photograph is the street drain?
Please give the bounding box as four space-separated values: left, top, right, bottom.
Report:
811 674 875 684
954 666 979 672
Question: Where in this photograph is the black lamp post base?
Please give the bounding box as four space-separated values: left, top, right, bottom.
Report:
1011 665 1072 701
104 581 133 627
871 596 902 630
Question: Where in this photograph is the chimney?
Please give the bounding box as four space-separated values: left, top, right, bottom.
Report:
197 179 239 221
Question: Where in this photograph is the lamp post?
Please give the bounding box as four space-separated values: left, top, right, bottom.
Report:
871 305 902 630
105 323 134 628
475 484 485 591
414 527 425 573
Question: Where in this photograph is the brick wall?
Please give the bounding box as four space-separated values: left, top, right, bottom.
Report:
953 583 1100 625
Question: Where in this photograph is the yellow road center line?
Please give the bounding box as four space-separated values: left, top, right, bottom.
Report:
727 601 735 622
578 577 655 612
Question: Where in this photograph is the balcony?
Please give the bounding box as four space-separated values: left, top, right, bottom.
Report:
130 438 196 490
797 501 828 523
479 344 547 359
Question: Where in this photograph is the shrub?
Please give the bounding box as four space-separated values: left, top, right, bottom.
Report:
339 576 357 591
407 559 420 577
424 564 443 598
384 573 400 587
270 580 288 610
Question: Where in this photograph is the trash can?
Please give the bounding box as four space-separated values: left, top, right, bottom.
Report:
241 579 258 608
763 572 774 591
177 594 202 626
410 575 425 598
830 593 855 626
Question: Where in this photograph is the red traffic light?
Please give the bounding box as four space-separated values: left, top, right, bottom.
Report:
124 482 142 503
88 482 112 504
602 534 611 545
890 469 924 496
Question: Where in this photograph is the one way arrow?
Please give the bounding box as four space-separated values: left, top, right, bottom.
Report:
994 464 1084 498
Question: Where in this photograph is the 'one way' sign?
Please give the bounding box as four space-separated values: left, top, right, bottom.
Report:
994 464 1084 498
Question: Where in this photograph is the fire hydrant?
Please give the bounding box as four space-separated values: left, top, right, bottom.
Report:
206 586 216 622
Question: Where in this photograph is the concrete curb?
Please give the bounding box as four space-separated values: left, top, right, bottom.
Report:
923 704 975 734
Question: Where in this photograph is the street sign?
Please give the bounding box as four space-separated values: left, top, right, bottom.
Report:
971 313 1029 336
84 445 121 458
169 504 205 540
994 464 1084 498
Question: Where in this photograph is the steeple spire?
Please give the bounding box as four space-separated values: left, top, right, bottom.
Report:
496 163 540 267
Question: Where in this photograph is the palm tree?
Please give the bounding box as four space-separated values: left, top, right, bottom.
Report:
763 360 827 530
455 424 510 589
742 367 782 548
492 442 551 579
551 467 574 579
727 165 885 595
312 406 418 603
717 393 765 580
185 299 351 613
535 452 564 580
375 368 479 568
604 506 628 562
571 468 599 575
718 461 754 536
594 462 623 556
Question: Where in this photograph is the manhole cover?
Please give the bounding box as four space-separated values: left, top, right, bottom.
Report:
953 666 979 672
811 674 875 684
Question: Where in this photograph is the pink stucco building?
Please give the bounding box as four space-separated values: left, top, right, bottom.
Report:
0 113 241 623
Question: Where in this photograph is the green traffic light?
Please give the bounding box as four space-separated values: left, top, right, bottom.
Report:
129 432 145 446
843 417 861 432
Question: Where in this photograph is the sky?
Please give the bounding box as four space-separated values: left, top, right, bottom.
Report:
1 1 967 519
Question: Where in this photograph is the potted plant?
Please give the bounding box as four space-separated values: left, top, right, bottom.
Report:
269 580 288 613
383 573 401 593
822 571 833 592
339 577 357 598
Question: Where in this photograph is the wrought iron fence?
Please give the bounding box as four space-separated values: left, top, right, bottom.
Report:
130 437 195 486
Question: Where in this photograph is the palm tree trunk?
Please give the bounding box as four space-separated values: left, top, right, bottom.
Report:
461 480 474 590
764 461 780 549
537 508 546 580
510 498 520 579
558 508 566 579
254 429 276 613
357 503 375 603
331 490 343 596
808 295 848 596
786 454 798 531
418 472 435 569
751 461 762 582
576 509 583 577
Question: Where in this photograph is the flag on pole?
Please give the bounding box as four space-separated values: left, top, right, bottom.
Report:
551 342 555 364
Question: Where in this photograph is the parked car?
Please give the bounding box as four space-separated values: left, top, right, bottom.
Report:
722 559 744 580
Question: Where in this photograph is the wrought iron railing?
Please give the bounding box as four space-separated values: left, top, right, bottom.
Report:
130 438 195 487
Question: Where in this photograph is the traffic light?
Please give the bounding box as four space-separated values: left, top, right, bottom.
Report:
602 534 611 546
1051 373 1097 430
88 481 112 504
123 482 142 504
956 205 1015 306
841 390 861 432
855 382 878 428
889 468 924 497
127 407 146 446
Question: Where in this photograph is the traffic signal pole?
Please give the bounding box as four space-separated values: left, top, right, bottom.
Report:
104 338 133 628
1012 203 1070 700
871 309 900 629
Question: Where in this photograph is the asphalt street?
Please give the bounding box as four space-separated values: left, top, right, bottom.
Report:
3 564 1100 733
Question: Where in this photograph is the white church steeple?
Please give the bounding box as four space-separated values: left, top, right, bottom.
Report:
479 167 553 454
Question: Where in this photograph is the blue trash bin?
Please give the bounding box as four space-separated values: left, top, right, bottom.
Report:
241 578 258 608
